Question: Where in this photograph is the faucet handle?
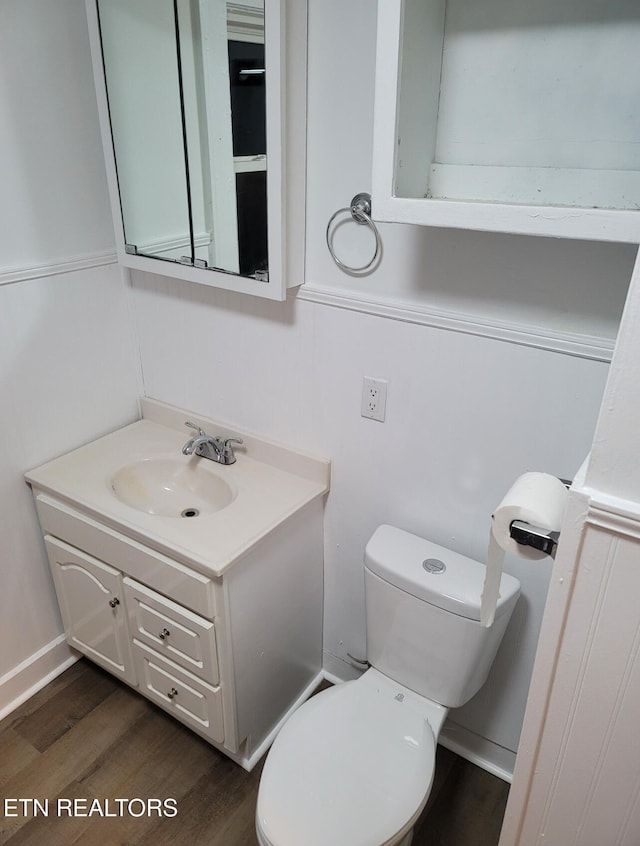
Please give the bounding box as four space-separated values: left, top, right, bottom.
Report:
185 420 206 437
221 437 243 464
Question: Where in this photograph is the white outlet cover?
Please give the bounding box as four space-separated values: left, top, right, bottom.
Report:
361 377 387 422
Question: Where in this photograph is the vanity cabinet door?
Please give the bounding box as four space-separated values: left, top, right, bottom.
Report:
44 536 136 685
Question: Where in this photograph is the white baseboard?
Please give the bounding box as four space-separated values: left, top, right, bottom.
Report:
0 635 79 722
439 720 515 783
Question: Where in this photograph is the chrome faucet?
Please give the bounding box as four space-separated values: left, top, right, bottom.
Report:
181 421 243 465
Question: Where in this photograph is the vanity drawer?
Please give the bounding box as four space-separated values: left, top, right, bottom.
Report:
124 577 218 684
132 641 224 745
34 493 217 619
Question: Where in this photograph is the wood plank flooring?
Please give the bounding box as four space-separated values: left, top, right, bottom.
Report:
0 660 508 845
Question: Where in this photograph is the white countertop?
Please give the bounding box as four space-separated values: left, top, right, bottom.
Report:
25 405 330 577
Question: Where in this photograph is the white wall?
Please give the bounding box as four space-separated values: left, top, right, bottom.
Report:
0 0 115 268
0 0 140 716
587 252 640 502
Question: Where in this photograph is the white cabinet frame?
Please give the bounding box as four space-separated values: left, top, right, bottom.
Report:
85 0 307 299
372 0 640 244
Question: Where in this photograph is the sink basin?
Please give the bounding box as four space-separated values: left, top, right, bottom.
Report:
110 457 235 518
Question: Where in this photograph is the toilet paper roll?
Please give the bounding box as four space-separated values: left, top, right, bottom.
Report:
481 472 569 627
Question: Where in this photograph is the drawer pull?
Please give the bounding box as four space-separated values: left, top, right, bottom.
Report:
108 597 120 608
167 687 178 700
159 627 171 640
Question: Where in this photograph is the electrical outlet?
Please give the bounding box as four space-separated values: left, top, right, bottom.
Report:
361 377 388 422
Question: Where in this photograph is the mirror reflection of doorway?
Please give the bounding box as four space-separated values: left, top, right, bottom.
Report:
96 0 268 280
228 38 267 278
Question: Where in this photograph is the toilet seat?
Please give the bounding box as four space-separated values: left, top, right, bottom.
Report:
256 669 443 846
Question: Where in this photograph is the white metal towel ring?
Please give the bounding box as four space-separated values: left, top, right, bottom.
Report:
326 192 382 272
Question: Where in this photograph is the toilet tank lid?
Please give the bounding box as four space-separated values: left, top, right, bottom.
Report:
365 525 520 622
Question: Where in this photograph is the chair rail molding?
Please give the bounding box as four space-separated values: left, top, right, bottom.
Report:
0 250 118 287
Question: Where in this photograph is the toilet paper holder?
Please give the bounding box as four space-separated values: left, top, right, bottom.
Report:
509 521 560 557
508 478 571 558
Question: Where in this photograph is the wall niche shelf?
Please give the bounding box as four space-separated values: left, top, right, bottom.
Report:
372 0 640 244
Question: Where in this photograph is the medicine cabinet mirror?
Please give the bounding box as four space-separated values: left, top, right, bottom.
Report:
372 0 640 243
86 0 306 300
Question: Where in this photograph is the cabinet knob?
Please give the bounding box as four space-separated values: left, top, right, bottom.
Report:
167 688 178 700
108 597 120 608
159 627 171 640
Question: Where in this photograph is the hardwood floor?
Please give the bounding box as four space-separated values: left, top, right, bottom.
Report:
0 660 508 845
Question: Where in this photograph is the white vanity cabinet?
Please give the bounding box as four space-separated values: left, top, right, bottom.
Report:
33 490 325 768
44 530 226 745
26 404 329 770
34 490 322 769
372 0 640 243
37 494 229 749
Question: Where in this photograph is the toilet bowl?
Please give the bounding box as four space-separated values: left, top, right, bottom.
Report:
255 668 447 846
256 525 520 846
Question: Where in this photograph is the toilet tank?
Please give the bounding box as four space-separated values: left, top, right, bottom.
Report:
364 525 520 709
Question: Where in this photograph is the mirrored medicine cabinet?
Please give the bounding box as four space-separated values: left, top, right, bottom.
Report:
372 0 640 244
86 0 307 300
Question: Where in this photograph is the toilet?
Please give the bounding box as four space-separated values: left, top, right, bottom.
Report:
255 524 521 846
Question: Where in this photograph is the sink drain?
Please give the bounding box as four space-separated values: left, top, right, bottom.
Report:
181 507 200 518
